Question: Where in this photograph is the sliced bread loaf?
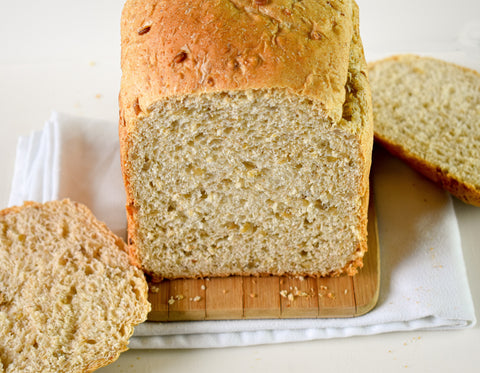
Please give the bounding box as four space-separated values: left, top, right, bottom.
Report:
0 199 150 372
119 0 373 279
368 54 480 206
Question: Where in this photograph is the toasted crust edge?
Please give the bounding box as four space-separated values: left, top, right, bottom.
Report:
375 134 480 207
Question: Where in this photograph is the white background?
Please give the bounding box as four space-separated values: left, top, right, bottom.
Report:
0 0 479 372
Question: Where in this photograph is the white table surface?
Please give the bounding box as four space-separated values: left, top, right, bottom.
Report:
1 1 479 372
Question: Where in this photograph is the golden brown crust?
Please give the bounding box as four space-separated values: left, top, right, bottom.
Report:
347 0 373 276
119 0 354 127
375 134 480 207
119 112 142 269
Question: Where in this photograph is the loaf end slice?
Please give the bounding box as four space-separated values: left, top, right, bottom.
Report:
0 199 150 373
369 54 480 206
119 0 373 279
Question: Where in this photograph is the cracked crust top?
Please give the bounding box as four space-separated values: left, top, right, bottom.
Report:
120 0 354 128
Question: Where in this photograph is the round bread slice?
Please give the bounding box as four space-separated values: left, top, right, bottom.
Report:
0 199 150 372
368 54 480 206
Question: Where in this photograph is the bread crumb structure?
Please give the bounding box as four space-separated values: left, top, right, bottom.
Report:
0 200 150 372
119 0 373 279
369 54 480 206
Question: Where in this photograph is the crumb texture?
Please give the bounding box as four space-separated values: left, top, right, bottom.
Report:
0 200 150 373
369 55 480 204
128 88 367 278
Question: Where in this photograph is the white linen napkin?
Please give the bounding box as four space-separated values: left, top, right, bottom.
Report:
10 112 127 239
9 112 476 349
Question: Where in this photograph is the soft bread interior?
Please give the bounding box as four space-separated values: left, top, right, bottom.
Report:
127 89 367 278
369 56 480 191
0 200 149 372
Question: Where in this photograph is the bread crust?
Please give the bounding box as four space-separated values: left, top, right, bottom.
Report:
119 0 373 278
119 0 354 127
148 258 364 283
347 0 373 276
375 134 480 207
368 53 480 77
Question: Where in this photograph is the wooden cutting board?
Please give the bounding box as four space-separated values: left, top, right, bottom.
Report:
147 198 380 321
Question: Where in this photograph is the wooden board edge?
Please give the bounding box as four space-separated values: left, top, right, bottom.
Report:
146 189 381 321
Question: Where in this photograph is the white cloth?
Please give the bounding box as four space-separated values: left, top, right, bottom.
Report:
10 112 127 239
9 112 476 349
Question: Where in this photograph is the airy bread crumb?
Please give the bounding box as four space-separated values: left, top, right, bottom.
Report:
0 200 150 372
369 54 480 206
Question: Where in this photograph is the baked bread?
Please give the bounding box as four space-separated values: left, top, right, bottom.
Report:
368 54 480 206
119 0 373 279
0 200 150 372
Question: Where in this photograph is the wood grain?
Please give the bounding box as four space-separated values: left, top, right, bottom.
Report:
147 199 380 321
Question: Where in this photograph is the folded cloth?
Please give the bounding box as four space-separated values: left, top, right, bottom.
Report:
10 112 127 239
9 112 476 349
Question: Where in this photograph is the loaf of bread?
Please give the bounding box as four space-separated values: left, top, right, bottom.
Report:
0 200 150 372
119 0 373 279
368 54 480 206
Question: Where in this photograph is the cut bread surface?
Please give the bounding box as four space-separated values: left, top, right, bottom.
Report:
369 55 480 206
0 200 150 373
127 89 368 278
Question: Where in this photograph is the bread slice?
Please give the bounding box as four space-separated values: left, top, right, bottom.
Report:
0 200 150 372
119 0 373 279
368 54 480 206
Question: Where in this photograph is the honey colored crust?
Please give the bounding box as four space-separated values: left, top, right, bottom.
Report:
119 0 373 279
119 0 354 126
